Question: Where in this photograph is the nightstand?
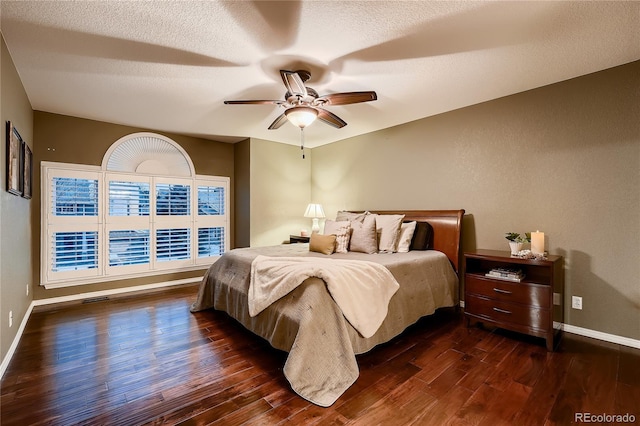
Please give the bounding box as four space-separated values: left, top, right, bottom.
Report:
289 235 310 244
464 249 564 351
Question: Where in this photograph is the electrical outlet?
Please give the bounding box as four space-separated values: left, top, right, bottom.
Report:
572 296 583 310
9 311 13 328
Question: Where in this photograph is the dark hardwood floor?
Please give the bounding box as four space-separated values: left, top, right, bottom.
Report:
1 283 638 425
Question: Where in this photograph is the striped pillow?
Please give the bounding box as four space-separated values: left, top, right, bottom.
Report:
323 220 351 253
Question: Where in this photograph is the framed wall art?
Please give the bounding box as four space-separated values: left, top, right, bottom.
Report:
22 141 32 199
6 121 23 196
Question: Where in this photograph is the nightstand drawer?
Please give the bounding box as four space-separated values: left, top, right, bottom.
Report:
465 275 550 308
465 294 550 331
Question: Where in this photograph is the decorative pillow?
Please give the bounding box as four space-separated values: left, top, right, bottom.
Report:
335 211 367 223
410 221 434 250
396 221 417 253
309 233 336 255
371 213 405 252
323 220 351 253
348 214 377 254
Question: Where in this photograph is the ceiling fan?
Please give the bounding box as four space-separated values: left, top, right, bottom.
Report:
224 69 377 131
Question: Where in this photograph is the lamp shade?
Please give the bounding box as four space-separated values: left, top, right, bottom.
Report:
304 203 325 218
304 203 324 233
285 107 318 128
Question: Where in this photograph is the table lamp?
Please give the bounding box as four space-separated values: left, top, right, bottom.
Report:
304 203 325 233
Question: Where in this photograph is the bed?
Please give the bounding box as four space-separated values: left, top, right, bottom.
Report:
190 209 464 407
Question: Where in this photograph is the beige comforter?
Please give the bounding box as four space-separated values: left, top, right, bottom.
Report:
249 255 400 338
190 244 458 407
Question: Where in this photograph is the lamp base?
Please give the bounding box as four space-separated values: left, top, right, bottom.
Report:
311 218 320 233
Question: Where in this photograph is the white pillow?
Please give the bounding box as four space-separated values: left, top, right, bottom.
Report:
396 221 417 253
323 220 351 253
349 214 378 254
371 213 405 253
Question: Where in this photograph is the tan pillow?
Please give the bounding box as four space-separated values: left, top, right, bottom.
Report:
349 214 377 254
372 213 405 252
336 211 367 223
396 221 417 253
309 233 336 255
323 220 351 253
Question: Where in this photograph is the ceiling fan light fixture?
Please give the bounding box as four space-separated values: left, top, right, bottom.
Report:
285 106 318 128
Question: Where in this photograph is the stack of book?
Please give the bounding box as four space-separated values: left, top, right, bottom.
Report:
485 267 525 282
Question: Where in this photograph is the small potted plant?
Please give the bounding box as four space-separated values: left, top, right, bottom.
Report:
505 232 531 255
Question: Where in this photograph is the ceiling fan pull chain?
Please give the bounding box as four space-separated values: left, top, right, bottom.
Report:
301 128 305 159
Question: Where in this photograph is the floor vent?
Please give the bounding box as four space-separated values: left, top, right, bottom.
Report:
82 296 110 304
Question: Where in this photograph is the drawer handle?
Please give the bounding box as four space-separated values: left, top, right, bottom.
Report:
493 288 512 295
493 307 512 315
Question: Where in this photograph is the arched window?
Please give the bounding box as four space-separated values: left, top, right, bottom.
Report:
103 133 194 176
41 133 229 289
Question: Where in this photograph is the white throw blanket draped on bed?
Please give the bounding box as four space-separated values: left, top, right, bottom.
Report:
249 255 400 338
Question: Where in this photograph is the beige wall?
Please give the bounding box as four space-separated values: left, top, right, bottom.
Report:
249 138 311 247
312 61 640 341
31 112 235 300
1 36 34 362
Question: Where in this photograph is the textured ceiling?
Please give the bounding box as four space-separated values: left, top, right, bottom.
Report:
1 1 639 148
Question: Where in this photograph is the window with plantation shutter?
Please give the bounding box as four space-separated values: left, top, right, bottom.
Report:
108 230 150 266
156 228 191 262
198 227 225 257
41 133 229 288
52 177 98 217
109 181 150 216
194 179 227 265
52 231 99 271
156 183 190 216
44 167 102 283
198 185 224 216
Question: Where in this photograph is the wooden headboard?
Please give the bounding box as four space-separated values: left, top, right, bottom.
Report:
358 209 465 274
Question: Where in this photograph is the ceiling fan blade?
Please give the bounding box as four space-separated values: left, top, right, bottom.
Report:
268 113 289 130
317 108 347 129
316 91 377 106
280 70 307 97
224 99 286 105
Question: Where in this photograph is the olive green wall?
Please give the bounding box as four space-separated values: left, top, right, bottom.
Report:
248 138 311 248
234 138 251 248
311 61 640 341
31 111 235 300
1 35 34 363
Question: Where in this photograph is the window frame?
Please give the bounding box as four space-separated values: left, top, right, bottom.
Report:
41 161 229 289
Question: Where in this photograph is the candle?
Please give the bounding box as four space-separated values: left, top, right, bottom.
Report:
531 230 545 255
